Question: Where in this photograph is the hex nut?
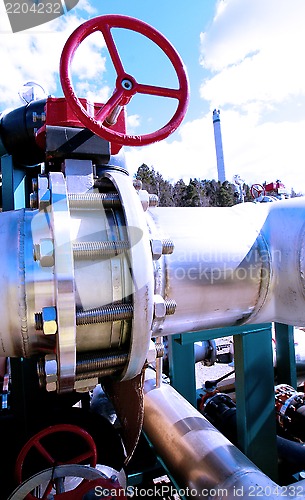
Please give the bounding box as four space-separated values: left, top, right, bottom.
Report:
30 192 38 209
138 189 149 212
42 306 57 335
45 354 58 392
153 294 166 319
32 178 38 193
74 378 98 393
147 339 157 364
149 194 159 207
39 189 51 210
150 239 163 261
133 179 142 191
39 238 54 267
38 175 50 210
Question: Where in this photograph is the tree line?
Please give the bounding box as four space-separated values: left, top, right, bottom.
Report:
134 164 253 207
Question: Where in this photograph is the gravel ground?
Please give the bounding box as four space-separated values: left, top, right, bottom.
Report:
195 361 234 389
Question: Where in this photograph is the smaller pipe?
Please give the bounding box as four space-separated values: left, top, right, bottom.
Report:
143 368 298 500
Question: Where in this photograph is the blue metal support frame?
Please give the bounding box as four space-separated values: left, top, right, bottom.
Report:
1 154 26 210
234 325 278 481
274 323 297 388
168 336 196 407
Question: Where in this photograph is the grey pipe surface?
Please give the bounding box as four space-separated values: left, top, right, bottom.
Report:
143 369 305 499
147 197 305 335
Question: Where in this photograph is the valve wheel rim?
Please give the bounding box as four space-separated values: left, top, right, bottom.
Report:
60 14 190 146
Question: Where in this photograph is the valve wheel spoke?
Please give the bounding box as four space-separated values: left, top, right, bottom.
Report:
100 23 125 76
95 88 126 122
136 82 182 99
33 440 55 465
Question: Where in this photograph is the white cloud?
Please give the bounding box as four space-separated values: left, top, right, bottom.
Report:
0 3 107 109
196 0 305 193
127 114 141 129
124 0 305 195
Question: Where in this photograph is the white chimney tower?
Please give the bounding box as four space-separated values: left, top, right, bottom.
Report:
213 109 226 183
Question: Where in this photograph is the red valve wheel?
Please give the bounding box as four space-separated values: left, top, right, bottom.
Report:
250 183 266 199
60 15 189 146
15 424 97 499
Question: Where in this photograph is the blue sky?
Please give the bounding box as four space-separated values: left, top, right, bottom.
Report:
1 0 305 193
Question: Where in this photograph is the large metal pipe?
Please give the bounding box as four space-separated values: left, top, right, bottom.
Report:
2 170 305 389
143 369 304 499
147 196 305 336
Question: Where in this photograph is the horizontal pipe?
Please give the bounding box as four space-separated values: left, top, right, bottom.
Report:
143 368 305 499
147 197 305 335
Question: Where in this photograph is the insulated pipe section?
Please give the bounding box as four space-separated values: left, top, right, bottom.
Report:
147 197 305 336
143 369 303 499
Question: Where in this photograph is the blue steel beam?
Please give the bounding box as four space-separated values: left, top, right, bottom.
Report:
234 325 278 481
274 323 297 388
1 155 26 210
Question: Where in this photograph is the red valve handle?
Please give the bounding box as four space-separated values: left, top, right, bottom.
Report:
60 15 189 147
250 183 266 199
15 424 97 500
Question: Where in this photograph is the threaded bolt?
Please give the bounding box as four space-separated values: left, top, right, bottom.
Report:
35 302 133 331
155 343 165 358
76 303 133 326
165 299 177 315
35 312 43 330
68 192 120 209
154 295 177 319
73 240 129 260
75 367 119 380
162 239 174 255
76 351 128 374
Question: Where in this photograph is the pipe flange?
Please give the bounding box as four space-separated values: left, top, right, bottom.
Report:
100 170 154 380
49 172 76 393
